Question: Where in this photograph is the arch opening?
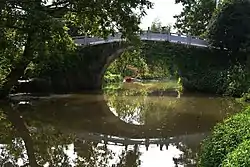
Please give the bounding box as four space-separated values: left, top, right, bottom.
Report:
102 42 183 126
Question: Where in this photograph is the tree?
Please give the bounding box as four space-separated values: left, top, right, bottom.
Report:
174 0 216 37
150 18 171 33
151 18 162 32
0 0 153 99
207 0 250 53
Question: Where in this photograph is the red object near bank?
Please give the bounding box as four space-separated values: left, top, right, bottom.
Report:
123 76 133 83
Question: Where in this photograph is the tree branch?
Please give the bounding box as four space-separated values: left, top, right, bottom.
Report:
44 2 71 17
44 0 70 8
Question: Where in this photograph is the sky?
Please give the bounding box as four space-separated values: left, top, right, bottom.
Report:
139 0 183 31
46 0 183 31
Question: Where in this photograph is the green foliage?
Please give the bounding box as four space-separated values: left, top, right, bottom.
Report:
198 107 250 167
173 0 250 96
141 41 180 79
0 0 153 97
150 18 171 33
207 0 250 52
220 63 250 96
105 19 174 85
143 41 223 92
104 40 179 86
179 59 250 96
0 26 24 87
221 140 250 167
106 49 149 79
0 0 153 39
143 41 250 96
174 0 216 37
103 71 123 85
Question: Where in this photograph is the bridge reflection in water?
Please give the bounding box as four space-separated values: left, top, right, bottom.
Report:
0 91 242 166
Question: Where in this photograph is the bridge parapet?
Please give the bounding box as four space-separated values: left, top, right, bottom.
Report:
73 31 208 47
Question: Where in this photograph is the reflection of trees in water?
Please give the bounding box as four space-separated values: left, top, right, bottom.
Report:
143 97 178 127
0 92 241 167
0 102 197 167
0 105 76 167
74 140 141 167
106 88 179 126
0 103 39 166
31 127 74 166
105 89 242 167
0 109 22 166
74 140 115 166
107 88 147 125
0 138 27 166
173 142 199 167
106 87 242 129
0 102 143 167
115 144 141 167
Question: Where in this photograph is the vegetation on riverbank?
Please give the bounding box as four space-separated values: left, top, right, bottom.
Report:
175 0 250 166
104 40 250 97
198 107 250 167
104 80 182 97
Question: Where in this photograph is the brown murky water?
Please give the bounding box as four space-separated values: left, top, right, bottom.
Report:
0 83 243 167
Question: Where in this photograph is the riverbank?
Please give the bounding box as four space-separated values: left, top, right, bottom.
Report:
103 80 182 97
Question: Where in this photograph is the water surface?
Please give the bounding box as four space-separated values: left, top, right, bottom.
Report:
0 83 242 166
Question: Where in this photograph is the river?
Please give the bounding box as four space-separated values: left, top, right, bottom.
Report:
0 82 243 167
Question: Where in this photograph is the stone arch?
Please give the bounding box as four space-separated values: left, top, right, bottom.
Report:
99 45 134 85
77 41 133 91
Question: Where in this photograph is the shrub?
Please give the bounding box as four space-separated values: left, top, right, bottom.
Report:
220 63 250 97
198 107 250 167
103 71 122 84
221 140 250 167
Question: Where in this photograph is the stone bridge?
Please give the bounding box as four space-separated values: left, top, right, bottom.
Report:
71 31 209 91
73 31 208 47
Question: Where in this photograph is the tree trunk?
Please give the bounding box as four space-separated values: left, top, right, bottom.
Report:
0 33 34 99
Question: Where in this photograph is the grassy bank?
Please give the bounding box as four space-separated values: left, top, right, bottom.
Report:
198 106 250 167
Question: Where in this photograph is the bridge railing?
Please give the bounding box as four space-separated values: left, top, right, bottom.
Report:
73 31 208 47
